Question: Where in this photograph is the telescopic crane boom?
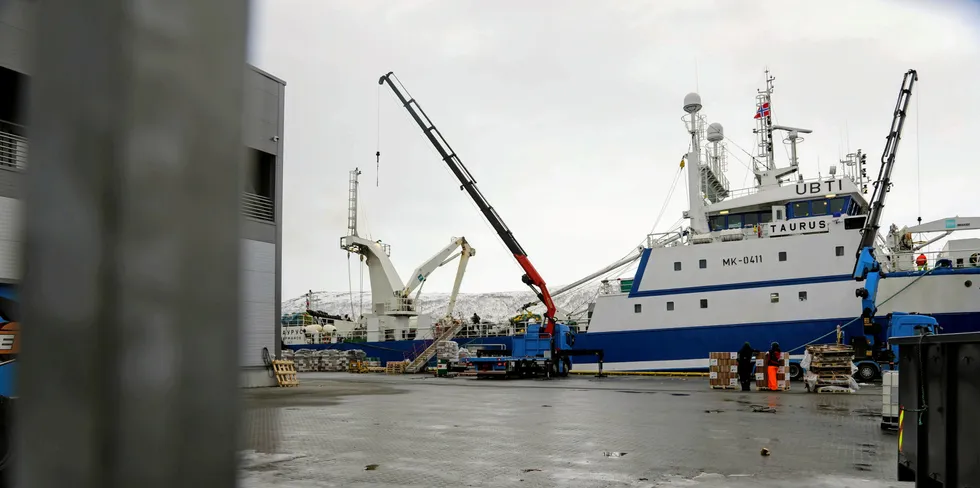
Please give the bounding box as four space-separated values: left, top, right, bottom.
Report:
853 69 918 321
379 72 559 337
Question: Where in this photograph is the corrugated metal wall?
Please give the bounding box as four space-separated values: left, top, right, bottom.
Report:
0 195 20 282
240 238 276 366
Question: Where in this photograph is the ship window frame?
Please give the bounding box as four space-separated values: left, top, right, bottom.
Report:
634 303 642 314
830 197 848 215
727 214 743 229
811 199 829 216
799 291 808 302
836 245 845 257
791 201 811 218
666 301 674 311
699 259 707 269
709 215 726 231
674 261 682 271
700 298 708 309
770 293 779 303
778 251 787 262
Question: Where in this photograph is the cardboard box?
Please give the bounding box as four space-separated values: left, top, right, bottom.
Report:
709 371 718 379
709 358 718 366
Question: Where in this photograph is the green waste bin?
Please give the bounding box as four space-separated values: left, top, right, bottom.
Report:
436 360 448 377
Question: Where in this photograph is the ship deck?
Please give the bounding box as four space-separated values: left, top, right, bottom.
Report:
241 373 907 487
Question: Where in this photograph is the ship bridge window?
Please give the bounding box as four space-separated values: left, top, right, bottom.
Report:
634 304 642 314
836 246 845 257
666 301 674 311
700 298 708 309
709 211 772 230
709 216 725 231
811 199 829 216
830 197 848 214
674 261 682 271
791 201 810 218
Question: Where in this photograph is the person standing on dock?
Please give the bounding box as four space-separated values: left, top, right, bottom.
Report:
766 342 782 391
736 342 757 391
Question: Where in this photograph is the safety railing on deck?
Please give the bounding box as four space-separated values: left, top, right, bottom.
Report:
241 191 274 222
882 247 980 273
0 121 28 171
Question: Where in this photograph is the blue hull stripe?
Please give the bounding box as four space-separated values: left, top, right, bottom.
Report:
627 248 980 298
885 268 980 278
572 311 980 365
290 311 980 370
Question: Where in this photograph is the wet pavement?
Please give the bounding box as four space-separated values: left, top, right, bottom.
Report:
240 373 911 487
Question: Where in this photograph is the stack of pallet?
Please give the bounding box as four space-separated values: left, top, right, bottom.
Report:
755 352 790 391
385 360 408 375
805 344 855 393
708 352 740 390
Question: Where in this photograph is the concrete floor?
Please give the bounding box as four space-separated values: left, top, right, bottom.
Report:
239 373 911 487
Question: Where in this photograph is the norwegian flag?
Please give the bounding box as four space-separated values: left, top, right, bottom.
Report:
754 102 771 119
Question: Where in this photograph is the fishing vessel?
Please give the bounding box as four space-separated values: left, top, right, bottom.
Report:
285 70 980 375
572 70 980 373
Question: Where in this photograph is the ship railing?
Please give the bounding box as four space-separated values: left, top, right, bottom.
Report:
0 120 28 171
881 247 980 273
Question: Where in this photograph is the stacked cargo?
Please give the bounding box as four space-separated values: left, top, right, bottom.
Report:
291 349 317 372
457 347 472 362
755 352 790 391
345 349 367 362
435 340 460 361
804 344 856 393
881 370 899 429
708 352 739 389
316 350 351 372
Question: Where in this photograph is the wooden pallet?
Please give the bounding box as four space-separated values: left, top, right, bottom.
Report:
385 361 408 375
272 359 299 387
710 384 740 390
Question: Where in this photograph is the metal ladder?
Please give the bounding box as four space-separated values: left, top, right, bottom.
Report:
403 319 467 373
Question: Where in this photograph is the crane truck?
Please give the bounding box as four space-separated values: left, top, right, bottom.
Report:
379 72 603 378
849 69 938 382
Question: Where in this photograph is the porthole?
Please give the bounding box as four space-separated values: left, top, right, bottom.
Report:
966 280 973 288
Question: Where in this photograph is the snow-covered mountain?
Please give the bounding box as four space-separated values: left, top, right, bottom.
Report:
281 286 600 323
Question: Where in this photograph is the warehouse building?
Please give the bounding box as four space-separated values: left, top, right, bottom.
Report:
0 0 285 387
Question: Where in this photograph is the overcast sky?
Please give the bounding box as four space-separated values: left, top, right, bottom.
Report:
248 0 980 301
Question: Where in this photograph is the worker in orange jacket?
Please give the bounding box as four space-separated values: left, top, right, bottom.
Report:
766 342 782 391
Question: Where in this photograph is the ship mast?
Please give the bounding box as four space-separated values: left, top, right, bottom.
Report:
683 92 709 234
752 70 776 185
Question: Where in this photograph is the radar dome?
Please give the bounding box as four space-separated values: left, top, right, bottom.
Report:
706 123 724 142
683 92 702 114
321 324 337 335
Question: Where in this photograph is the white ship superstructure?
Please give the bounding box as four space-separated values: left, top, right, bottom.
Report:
574 71 980 372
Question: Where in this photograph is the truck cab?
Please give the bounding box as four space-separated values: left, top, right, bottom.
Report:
850 312 938 381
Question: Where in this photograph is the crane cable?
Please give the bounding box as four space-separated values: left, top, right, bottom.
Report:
376 84 382 187
786 266 937 354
